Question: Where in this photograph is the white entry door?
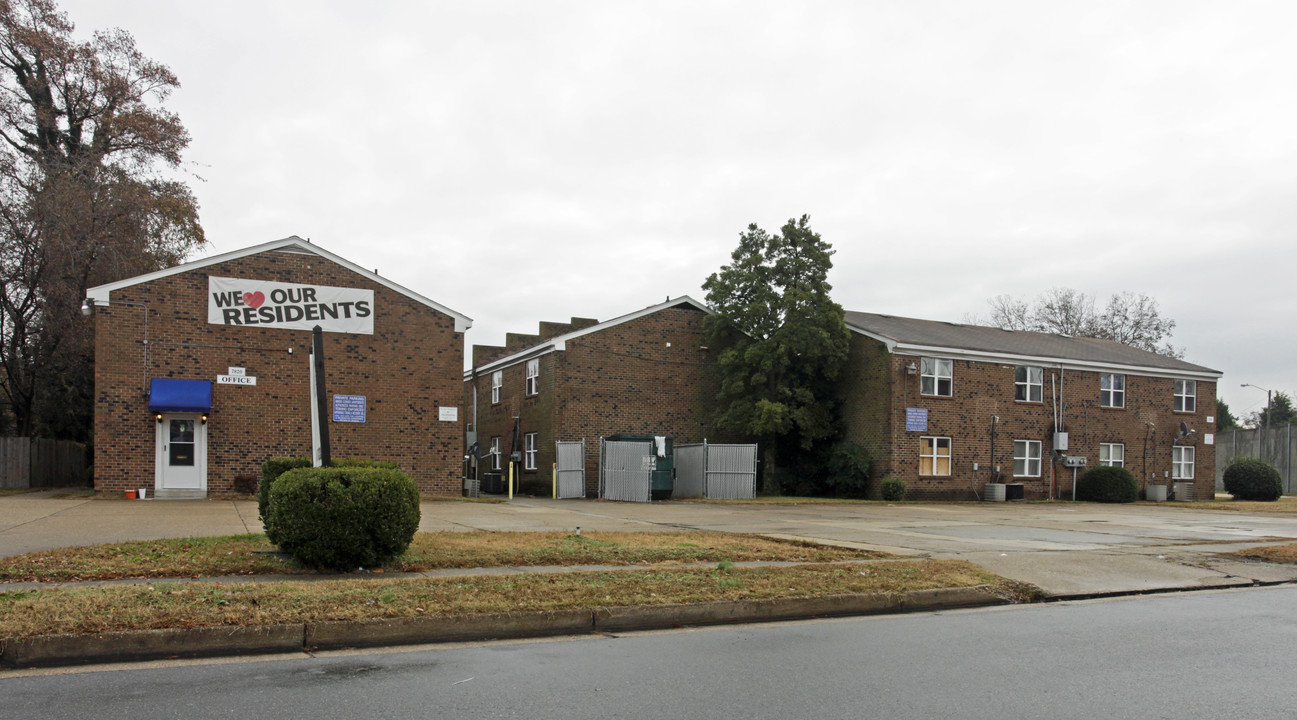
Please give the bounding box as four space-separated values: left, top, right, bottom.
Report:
155 414 207 490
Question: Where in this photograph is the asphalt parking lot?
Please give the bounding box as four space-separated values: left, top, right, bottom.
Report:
4 492 1297 597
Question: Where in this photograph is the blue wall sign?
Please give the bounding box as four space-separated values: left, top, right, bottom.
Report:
333 394 367 423
905 408 928 432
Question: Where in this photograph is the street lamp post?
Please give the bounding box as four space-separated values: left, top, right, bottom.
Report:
1241 383 1272 430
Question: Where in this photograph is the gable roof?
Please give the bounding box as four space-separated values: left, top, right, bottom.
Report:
844 311 1220 379
86 236 472 332
467 296 711 377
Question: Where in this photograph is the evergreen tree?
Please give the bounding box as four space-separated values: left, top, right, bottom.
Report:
701 215 848 494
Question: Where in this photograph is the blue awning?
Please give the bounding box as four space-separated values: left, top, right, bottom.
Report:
148 378 212 413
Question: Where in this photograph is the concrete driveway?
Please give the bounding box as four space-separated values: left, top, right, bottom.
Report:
4 492 1297 597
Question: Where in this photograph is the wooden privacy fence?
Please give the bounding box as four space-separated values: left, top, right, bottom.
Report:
1215 424 1297 494
0 437 88 489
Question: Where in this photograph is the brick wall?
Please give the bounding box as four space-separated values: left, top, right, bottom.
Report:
467 304 711 496
92 248 465 495
840 334 1218 500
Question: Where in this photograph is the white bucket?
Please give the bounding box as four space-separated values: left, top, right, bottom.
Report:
138 488 147 500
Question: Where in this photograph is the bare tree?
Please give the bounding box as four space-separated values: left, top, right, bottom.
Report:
972 287 1183 358
0 0 204 439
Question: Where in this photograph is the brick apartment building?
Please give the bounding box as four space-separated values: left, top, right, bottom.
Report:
838 312 1222 501
464 297 711 495
86 237 471 497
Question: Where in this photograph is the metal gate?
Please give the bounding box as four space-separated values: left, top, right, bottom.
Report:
674 442 757 499
599 439 653 503
555 440 586 499
673 443 706 497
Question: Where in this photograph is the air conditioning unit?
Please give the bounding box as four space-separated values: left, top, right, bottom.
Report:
1053 432 1069 451
1173 482 1195 502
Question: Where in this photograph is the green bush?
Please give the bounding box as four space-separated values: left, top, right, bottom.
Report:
259 457 400 543
1223 459 1283 501
266 466 420 570
259 457 312 541
825 442 872 496
880 477 906 501
1076 466 1138 503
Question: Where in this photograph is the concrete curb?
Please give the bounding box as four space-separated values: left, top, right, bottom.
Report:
0 586 1007 669
0 624 304 668
305 609 596 650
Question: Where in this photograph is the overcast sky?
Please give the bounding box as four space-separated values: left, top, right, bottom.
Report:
62 0 1297 418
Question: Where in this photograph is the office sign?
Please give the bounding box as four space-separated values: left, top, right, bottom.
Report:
208 276 374 334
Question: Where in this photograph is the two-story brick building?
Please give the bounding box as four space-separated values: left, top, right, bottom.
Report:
838 312 1222 500
464 297 711 495
86 237 471 497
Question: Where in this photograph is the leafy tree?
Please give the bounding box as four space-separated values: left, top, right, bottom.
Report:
0 0 204 439
974 288 1183 358
1246 391 1295 428
702 215 849 494
1216 398 1237 431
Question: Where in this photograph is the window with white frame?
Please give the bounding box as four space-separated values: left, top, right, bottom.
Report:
1100 373 1125 408
1099 443 1125 468
1014 440 1041 477
490 371 502 404
1172 445 1195 479
1174 379 1196 413
525 359 539 396
921 358 953 397
489 436 501 471
920 436 951 476
1015 366 1043 403
524 433 538 470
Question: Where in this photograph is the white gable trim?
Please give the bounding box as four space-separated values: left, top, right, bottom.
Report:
465 296 711 378
86 236 473 332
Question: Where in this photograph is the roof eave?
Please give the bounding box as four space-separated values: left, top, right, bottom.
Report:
86 236 474 333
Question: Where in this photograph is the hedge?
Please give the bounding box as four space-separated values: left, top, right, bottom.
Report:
266 466 420 570
1076 466 1138 503
1223 459 1283 501
259 457 399 544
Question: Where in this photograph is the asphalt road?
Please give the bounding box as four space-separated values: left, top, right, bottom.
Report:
5 586 1295 719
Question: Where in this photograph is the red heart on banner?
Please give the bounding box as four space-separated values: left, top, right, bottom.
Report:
243 291 265 309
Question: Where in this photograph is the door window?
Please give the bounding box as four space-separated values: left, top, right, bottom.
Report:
169 419 195 466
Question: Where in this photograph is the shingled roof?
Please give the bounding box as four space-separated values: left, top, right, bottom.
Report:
844 311 1220 379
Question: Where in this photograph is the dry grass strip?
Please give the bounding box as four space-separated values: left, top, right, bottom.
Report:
0 560 1034 639
1227 544 1297 563
0 531 882 583
1153 497 1297 514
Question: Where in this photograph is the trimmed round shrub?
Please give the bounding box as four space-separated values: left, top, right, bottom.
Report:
1076 466 1138 503
880 477 906 502
266 466 420 570
1223 459 1283 501
259 457 400 543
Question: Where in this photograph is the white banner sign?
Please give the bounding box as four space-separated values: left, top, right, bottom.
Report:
208 276 374 334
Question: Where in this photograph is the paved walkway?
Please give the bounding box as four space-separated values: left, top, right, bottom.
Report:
4 491 1297 597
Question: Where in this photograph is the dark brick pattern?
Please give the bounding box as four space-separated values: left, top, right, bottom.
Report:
466 305 710 495
839 333 1217 500
92 249 465 495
